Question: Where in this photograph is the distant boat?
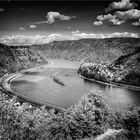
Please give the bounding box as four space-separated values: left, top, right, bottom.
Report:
52 76 65 86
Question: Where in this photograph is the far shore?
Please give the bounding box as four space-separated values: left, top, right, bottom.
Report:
79 74 140 91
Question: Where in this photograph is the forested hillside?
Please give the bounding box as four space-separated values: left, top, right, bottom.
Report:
0 38 140 139
111 48 140 85
0 43 46 77
78 43 140 86
32 38 140 63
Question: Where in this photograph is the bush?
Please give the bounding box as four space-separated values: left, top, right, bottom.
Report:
44 90 111 140
121 105 140 140
0 96 52 140
0 90 140 140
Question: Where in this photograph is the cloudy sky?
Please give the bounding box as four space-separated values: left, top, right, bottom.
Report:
0 0 140 44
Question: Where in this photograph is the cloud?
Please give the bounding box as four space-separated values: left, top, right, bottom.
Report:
19 27 25 30
71 30 80 34
96 14 125 25
97 14 114 21
94 0 140 26
0 8 4 12
0 34 70 45
132 19 140 26
93 21 103 26
109 17 125 25
0 32 138 45
46 11 75 24
32 11 76 25
72 32 138 39
105 0 137 12
115 9 140 20
29 24 37 29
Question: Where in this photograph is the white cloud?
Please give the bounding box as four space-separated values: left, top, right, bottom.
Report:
0 32 138 45
105 32 138 38
19 27 25 30
109 17 125 25
93 21 103 26
95 0 140 26
32 11 76 25
0 34 70 45
71 30 80 34
97 14 114 21
30 24 37 29
72 32 138 39
46 11 75 24
105 0 137 12
96 14 125 25
132 19 140 26
115 9 140 20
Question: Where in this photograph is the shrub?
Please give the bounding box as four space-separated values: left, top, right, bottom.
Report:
0 90 140 140
121 105 140 140
44 90 111 140
0 96 52 140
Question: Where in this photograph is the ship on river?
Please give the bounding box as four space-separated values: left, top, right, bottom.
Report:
52 75 65 86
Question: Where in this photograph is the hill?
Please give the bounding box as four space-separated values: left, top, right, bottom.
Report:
0 43 46 77
31 37 140 86
110 47 140 85
78 43 140 86
30 37 140 86
31 38 140 63
1 38 140 85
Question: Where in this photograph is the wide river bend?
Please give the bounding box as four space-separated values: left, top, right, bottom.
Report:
11 59 140 110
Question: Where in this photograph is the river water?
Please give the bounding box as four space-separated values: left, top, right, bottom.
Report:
11 59 140 110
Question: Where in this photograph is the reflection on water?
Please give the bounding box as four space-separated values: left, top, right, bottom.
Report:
11 59 140 110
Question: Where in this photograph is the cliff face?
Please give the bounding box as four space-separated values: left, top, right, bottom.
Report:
0 44 46 77
32 38 140 63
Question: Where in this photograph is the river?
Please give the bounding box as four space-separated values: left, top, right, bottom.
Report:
11 59 140 110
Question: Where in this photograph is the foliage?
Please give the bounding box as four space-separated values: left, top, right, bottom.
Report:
0 43 46 77
0 95 52 140
120 105 140 140
78 50 140 86
44 90 110 140
0 90 140 140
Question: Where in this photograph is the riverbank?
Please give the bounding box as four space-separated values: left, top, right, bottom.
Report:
79 74 140 91
0 62 65 111
2 59 140 111
1 59 140 140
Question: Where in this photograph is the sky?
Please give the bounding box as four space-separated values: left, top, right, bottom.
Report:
0 0 140 45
